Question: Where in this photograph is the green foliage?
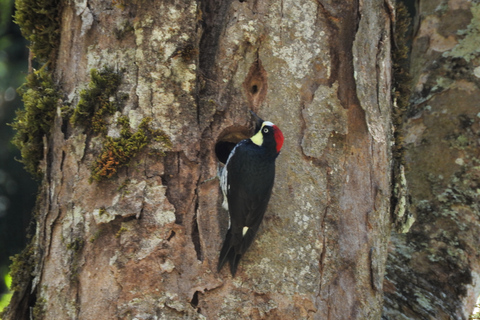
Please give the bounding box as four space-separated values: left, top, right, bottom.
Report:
90 117 172 182
0 272 12 315
14 0 60 63
10 67 59 178
3 274 11 290
0 0 14 33
0 291 13 316
71 68 122 134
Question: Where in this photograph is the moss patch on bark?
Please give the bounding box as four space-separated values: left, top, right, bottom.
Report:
11 68 60 178
70 68 123 134
14 0 61 63
90 117 172 182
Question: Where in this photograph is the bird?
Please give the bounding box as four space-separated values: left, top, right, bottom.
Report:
218 111 284 276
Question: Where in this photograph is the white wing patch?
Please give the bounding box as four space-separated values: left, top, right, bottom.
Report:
219 140 246 229
220 165 229 211
242 226 249 236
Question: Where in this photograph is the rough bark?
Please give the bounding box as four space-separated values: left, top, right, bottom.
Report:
6 0 394 319
383 1 480 319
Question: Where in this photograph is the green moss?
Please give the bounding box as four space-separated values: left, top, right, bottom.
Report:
66 238 84 252
32 296 46 319
12 0 62 179
90 117 172 182
14 0 61 63
115 226 128 238
10 67 60 178
117 179 131 192
71 68 123 134
8 242 34 293
98 207 107 215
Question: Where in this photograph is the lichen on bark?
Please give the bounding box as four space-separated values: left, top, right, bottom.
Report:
384 1 480 318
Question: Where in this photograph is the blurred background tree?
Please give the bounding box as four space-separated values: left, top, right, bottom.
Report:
0 0 37 307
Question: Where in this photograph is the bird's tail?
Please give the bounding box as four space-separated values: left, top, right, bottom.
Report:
217 229 242 276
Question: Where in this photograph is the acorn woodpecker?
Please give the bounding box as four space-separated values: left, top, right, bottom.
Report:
218 111 284 276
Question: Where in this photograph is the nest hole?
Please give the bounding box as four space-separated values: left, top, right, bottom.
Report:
243 59 268 108
215 126 251 164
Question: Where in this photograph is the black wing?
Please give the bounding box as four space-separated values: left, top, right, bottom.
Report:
217 143 275 276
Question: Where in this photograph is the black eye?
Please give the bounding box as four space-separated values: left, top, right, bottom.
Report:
263 128 269 133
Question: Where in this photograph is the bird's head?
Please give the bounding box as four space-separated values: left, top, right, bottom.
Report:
249 111 284 153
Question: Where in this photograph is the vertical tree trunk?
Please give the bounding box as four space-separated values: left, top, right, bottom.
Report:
6 0 395 319
383 1 480 319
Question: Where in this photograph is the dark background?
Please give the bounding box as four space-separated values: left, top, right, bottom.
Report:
0 0 37 295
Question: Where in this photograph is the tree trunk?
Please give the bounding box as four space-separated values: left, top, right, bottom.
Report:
383 1 480 319
3 0 394 318
9 0 479 319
